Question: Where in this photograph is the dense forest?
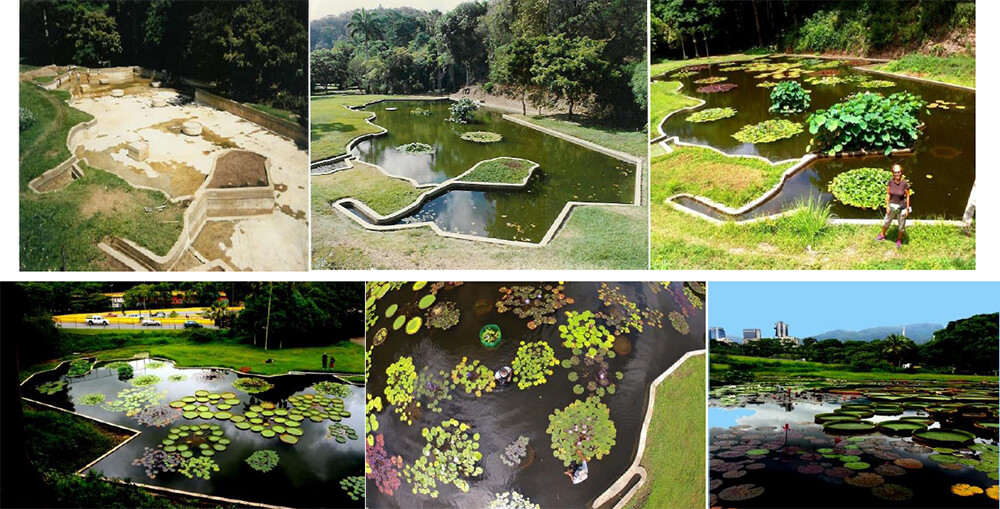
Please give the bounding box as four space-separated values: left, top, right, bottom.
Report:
711 313 999 375
20 0 309 118
652 0 975 60
311 0 647 126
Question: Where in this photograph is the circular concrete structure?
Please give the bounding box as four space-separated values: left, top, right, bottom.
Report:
151 98 167 108
182 121 203 136
110 89 124 97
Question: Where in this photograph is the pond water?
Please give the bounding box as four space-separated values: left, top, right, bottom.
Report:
708 381 998 508
658 57 975 220
366 282 706 508
25 359 364 508
337 101 636 243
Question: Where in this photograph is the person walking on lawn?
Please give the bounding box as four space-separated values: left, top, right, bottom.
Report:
876 164 911 249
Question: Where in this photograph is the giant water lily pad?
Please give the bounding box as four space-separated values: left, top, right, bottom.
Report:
392 316 406 330
718 484 764 501
878 420 927 436
913 428 975 447
823 420 877 434
405 317 422 335
872 484 913 501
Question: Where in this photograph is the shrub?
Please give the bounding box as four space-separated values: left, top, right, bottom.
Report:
187 328 216 343
67 359 92 376
769 81 810 114
807 92 925 156
828 167 894 209
117 364 134 381
20 106 36 132
787 196 831 246
482 81 495 93
448 98 479 124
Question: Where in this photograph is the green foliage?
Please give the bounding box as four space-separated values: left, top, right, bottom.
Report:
102 387 166 416
546 396 617 466
117 364 134 381
531 34 608 119
231 377 273 394
313 381 352 397
397 142 435 154
106 361 130 371
19 106 36 132
828 168 894 209
920 313 998 374
244 450 280 473
410 107 431 116
37 380 67 395
488 491 540 509
385 356 417 423
78 393 107 405
459 131 504 143
669 311 689 334
404 419 483 497
67 359 92 377
23 403 117 474
793 10 868 54
167 374 187 382
559 310 614 356
448 99 479 124
178 455 219 480
694 76 727 84
512 341 559 389
769 81 810 114
146 361 165 369
459 158 534 184
858 79 897 89
425 301 461 330
129 374 162 388
685 107 736 123
732 119 803 144
340 475 365 501
786 196 832 246
450 356 496 397
807 92 926 156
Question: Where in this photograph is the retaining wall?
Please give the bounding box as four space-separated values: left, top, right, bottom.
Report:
195 89 306 146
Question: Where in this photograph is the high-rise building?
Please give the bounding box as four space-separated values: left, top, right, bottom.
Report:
709 326 726 340
742 328 761 341
775 321 789 338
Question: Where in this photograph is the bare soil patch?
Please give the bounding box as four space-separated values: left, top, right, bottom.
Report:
80 187 137 218
208 150 268 188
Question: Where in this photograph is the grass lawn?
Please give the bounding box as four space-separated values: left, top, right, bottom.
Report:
247 102 299 123
510 114 647 159
650 54 758 78
19 82 93 189
871 54 975 88
712 354 998 383
33 75 56 84
652 146 796 208
20 164 185 271
312 160 425 216
22 402 128 474
625 354 705 509
459 157 533 183
310 93 419 162
650 81 700 139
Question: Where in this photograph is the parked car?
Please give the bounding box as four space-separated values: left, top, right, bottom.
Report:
152 312 166 318
86 315 109 326
141 318 162 327
183 321 203 329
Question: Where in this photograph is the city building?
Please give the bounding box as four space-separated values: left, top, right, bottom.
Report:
709 326 727 340
775 321 789 338
742 328 761 342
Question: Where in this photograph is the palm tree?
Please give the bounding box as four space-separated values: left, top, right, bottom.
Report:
347 8 384 60
882 334 916 368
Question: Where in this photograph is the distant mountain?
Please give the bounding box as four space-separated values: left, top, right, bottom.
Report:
811 323 943 344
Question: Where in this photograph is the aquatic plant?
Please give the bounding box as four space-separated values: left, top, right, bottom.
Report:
696 83 738 93
146 361 165 369
103 387 166 416
135 404 182 427
684 286 703 309
117 364 134 381
191 370 223 382
480 324 502 348
78 392 106 405
756 81 780 88
719 484 765 501
385 356 417 423
37 380 67 395
564 349 622 398
450 356 496 397
732 119 803 143
404 419 483 497
694 76 728 84
67 359 92 377
448 98 478 124
415 367 452 413
328 423 359 443
769 80 811 114
495 284 572 330
130 374 162 388
340 475 365 501
410 107 431 116
488 491 540 509
682 64 710 71
366 434 403 496
927 99 965 111
512 341 559 389
858 79 896 88
804 76 849 85
595 283 644 337
559 310 614 357
686 107 736 123
501 435 530 467
871 483 913 501
105 361 130 371
807 91 925 156
161 423 230 458
232 377 273 394
669 311 690 334
313 381 352 398
460 131 503 143
670 71 696 79
397 142 435 154
372 327 388 346
951 484 984 496
245 450 280 473
828 168 894 209
178 455 219 480
132 447 183 479
405 316 423 335
425 301 460 330
167 374 187 382
366 393 383 436
547 396 616 466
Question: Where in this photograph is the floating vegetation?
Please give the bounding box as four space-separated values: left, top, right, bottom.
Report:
988 485 999 501
669 311 690 334
928 99 965 110
405 317 423 335
245 450 280 473
807 91 925 156
686 107 737 123
385 356 417 423
564 349 622 397
232 377 273 394
179 455 219 480
559 310 614 356
105 361 130 371
136 404 183 427
450 356 496 397
670 71 697 79
129 374 162 388
425 301 460 330
547 396 616 466
682 64 710 71
732 119 803 144
414 367 452 413
367 434 403 496
769 80 811 114
167 374 187 382
756 81 780 87
404 419 483 497
340 475 365 501
488 491 540 509
146 361 165 369
67 359 92 377
37 380 67 395
397 142 435 154
460 131 503 143
328 423 359 443
103 387 166 416
595 283 644 337
501 435 530 467
161 424 229 459
697 83 738 93
372 327 388 346
171 390 242 421
718 483 765 502
893 457 923 469
858 79 896 88
133 447 183 479
480 324 502 348
694 76 728 84
805 76 849 86
410 107 431 116
313 381 352 398
871 483 913 501
913 428 975 447
951 483 984 496
495 284 572 330
828 168 894 209
512 341 559 389
845 472 884 487
684 286 703 309
78 392 106 405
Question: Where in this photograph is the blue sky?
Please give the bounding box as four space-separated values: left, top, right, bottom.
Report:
709 282 999 341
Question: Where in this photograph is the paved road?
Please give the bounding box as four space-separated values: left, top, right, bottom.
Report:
57 321 218 330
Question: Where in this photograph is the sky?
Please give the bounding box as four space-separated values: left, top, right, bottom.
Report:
310 0 464 20
709 282 999 341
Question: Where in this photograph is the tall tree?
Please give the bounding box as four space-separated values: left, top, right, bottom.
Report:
439 1 488 86
881 334 917 368
347 8 384 59
532 34 607 119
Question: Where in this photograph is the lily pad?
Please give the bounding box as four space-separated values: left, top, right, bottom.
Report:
913 428 975 447
392 316 406 330
405 317 422 335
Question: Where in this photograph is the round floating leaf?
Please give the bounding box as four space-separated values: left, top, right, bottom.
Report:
418 294 436 309
261 429 276 438
183 411 199 419
405 317 422 335
279 434 299 444
392 316 406 331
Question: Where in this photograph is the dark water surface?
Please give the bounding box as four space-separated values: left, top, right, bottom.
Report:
26 360 364 508
658 57 975 219
347 101 636 242
367 282 706 508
